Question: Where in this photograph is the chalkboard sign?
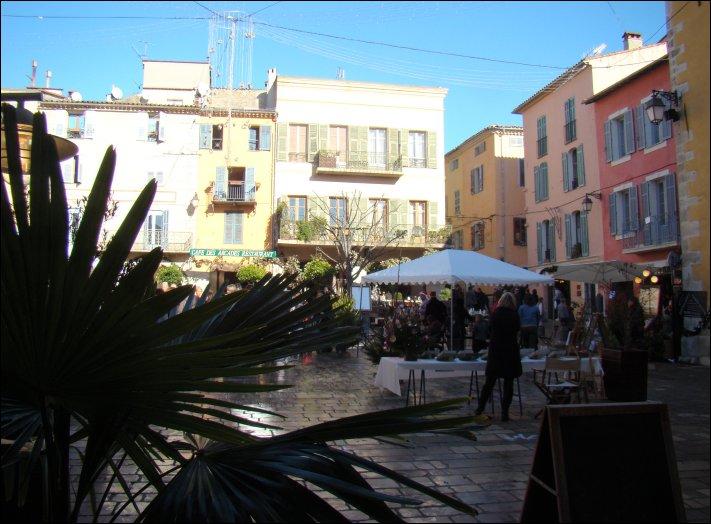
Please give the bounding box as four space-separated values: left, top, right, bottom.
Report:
351 285 371 311
521 402 685 523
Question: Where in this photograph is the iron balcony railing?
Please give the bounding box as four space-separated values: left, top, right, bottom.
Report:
622 213 679 250
213 184 256 203
279 219 451 246
314 150 403 174
133 231 192 253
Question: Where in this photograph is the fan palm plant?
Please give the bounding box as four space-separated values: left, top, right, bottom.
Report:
1 105 481 522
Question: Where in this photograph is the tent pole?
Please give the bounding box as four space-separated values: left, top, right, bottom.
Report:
450 283 454 351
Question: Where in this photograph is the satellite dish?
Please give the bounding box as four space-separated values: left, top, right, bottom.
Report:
69 91 83 102
110 85 123 100
196 82 209 97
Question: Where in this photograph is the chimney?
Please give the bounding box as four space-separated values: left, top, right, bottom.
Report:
266 68 277 91
623 32 643 51
45 70 52 88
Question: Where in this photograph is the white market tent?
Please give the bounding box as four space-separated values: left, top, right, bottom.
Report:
546 260 644 284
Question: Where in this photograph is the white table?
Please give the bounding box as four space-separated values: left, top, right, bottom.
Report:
374 356 601 401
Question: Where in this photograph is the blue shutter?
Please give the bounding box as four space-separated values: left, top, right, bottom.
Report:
629 186 639 231
542 163 549 200
640 182 651 245
635 105 646 150
199 124 212 149
576 144 585 187
562 152 570 192
534 165 540 202
215 167 227 199
661 116 672 141
565 214 572 258
235 212 243 243
245 167 255 200
224 213 234 244
537 222 543 264
609 193 617 235
581 212 589 257
161 210 169 249
604 120 612 162
623 110 635 154
665 174 677 240
548 220 556 261
259 126 271 150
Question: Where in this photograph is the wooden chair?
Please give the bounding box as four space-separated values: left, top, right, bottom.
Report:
579 355 605 402
533 357 582 418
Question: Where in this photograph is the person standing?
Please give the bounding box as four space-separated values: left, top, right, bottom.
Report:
452 286 473 351
518 294 541 349
628 295 645 347
476 287 490 313
475 292 521 422
466 285 477 311
556 297 573 344
424 291 447 325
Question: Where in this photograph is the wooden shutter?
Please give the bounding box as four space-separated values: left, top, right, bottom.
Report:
83 111 95 139
224 213 235 244
609 193 617 235
604 120 612 162
245 167 255 200
389 199 406 230
400 129 410 165
61 159 74 184
259 126 271 151
576 144 585 187
75 157 82 184
388 128 400 166
581 212 589 257
276 123 288 161
548 220 556 261
470 169 476 194
536 222 543 264
357 126 368 164
564 214 572 258
661 116 672 141
143 214 150 248
534 165 540 202
479 165 484 192
234 212 243 243
307 124 318 162
665 174 678 240
629 185 639 231
635 105 646 150
640 182 650 244
347 125 359 164
310 196 328 220
136 112 148 141
562 152 570 192
215 167 227 199
161 210 169 249
426 131 437 169
623 110 634 154
428 201 438 230
199 124 212 149
158 112 167 142
541 164 549 200
318 125 328 152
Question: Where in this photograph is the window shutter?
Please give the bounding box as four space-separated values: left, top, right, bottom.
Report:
318 125 328 152
562 152 570 192
564 214 572 258
629 185 639 231
536 222 543 264
245 167 255 200
541 163 549 200
428 201 438 230
347 126 360 164
83 111 95 139
75 157 82 184
661 117 672 141
276 123 288 161
470 169 476 194
479 165 484 192
623 110 634 154
199 124 212 149
215 166 227 199
665 173 677 223
61 159 74 184
309 196 328 220
224 213 235 244
143 215 150 248
307 124 318 162
400 128 410 165
635 105 646 150
609 192 617 235
388 128 400 167
357 126 368 164
234 212 243 244
640 182 650 244
161 210 169 249
136 113 148 141
158 112 167 142
426 131 437 169
576 144 585 187
581 212 589 257
534 165 540 202
548 220 556 261
604 120 612 162
259 126 271 151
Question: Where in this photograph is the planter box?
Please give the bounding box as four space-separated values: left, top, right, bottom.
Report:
601 348 648 401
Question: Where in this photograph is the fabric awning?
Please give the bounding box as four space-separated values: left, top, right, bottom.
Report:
545 260 644 284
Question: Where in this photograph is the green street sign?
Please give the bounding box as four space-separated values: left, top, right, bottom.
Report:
189 248 278 258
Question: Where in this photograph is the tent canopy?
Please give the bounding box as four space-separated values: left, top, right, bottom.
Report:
545 260 643 284
362 249 554 286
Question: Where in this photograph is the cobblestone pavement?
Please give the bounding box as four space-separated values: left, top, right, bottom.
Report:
233 351 710 523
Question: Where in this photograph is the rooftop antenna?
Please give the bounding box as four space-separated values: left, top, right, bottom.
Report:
45 70 52 88
337 67 345 80
131 40 152 61
26 60 38 87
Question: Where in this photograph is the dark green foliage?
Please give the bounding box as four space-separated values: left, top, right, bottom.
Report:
1 105 477 522
154 264 184 286
236 263 267 284
302 256 335 282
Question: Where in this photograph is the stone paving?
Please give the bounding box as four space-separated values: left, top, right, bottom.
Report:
233 350 710 523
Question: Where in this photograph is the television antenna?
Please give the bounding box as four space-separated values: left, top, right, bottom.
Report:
131 40 152 61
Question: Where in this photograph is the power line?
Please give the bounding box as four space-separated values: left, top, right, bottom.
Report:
249 1 282 17
2 14 209 19
192 1 220 17
647 1 690 42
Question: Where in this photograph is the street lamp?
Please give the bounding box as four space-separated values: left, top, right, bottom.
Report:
645 90 680 125
581 192 601 215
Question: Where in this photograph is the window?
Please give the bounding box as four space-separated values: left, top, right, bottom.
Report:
329 126 348 165
67 113 85 139
329 197 347 227
474 141 486 156
147 114 159 142
248 126 272 151
608 187 639 236
452 230 463 249
223 212 243 244
604 110 634 162
534 162 549 202
288 124 307 161
408 131 426 167
536 115 547 157
61 155 80 184
518 158 525 187
199 124 224 150
454 190 461 215
409 201 427 234
514 217 527 246
510 136 524 147
368 128 387 167
288 196 307 222
537 219 556 263
564 97 576 143
470 165 484 194
370 199 388 231
639 100 673 149
640 174 678 245
145 210 167 248
565 211 589 259
471 222 485 251
449 158 459 170
562 145 585 191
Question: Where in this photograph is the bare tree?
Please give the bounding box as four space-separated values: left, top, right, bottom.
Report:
307 191 408 294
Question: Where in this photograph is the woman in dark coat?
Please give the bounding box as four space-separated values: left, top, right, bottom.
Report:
475 291 521 421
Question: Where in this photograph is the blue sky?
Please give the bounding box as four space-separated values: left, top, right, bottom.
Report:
1 1 667 151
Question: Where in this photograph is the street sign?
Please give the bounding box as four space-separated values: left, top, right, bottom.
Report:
678 291 707 318
189 248 278 258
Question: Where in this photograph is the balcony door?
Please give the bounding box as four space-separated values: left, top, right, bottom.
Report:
329 126 348 167
368 128 387 167
409 201 426 236
145 210 167 248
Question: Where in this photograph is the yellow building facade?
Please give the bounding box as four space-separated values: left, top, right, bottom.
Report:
445 126 527 267
666 1 710 364
189 105 277 289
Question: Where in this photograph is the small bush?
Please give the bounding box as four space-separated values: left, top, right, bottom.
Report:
302 257 334 283
155 264 184 286
237 264 267 284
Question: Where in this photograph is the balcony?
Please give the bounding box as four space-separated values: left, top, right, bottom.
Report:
278 219 450 248
212 183 256 207
132 231 192 253
314 150 403 178
622 214 679 253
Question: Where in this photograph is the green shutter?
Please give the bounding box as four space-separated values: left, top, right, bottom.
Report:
400 128 410 165
319 124 328 152
357 126 368 164
536 223 543 264
576 144 585 187
259 125 271 151
388 128 400 167
348 125 360 163
562 152 570 192
565 214 572 258
215 167 227 199
428 201 438 230
581 212 589 257
245 167 255 199
277 123 288 161
426 131 437 169
548 220 556 261
533 165 540 203
543 164 549 200
308 124 318 162
389 199 406 230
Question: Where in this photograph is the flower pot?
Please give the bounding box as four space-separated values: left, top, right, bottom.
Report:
601 348 648 401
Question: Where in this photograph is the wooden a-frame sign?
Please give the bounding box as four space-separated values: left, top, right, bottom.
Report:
520 402 686 523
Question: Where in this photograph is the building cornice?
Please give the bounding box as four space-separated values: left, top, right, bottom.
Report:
446 125 523 158
39 100 276 119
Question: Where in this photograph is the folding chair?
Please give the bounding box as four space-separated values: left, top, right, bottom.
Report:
533 357 582 418
579 355 605 402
